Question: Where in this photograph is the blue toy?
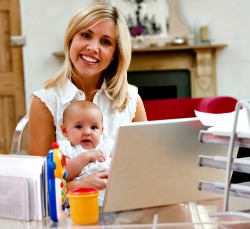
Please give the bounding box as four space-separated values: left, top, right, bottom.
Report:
47 142 68 222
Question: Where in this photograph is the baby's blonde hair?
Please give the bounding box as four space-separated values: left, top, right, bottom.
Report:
62 100 103 124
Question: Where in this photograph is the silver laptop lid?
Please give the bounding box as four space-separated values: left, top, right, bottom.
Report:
103 118 230 213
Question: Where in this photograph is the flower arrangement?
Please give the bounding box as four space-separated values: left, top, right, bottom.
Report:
130 25 145 37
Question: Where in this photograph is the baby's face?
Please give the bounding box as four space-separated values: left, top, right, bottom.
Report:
62 107 103 149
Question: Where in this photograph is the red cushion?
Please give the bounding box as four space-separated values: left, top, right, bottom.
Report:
143 96 238 121
143 98 201 121
196 96 237 114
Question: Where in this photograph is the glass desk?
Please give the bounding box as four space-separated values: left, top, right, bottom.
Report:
1 198 250 229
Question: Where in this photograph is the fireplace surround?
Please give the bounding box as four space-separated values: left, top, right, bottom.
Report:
128 44 227 98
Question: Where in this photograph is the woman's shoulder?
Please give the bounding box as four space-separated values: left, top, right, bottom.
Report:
35 86 59 98
128 84 138 100
121 84 139 121
28 87 57 107
29 79 77 106
127 84 139 105
27 86 62 120
30 87 59 102
128 84 138 93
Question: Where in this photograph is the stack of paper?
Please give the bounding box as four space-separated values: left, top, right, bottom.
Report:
195 108 250 138
0 155 46 221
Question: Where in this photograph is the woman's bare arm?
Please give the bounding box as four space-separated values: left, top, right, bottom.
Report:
29 96 56 156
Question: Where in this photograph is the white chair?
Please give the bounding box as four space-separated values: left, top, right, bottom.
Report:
10 114 29 155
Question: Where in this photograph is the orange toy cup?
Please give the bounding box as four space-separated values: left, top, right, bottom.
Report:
67 187 99 225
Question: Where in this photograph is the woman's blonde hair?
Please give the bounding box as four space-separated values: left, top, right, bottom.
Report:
44 3 132 111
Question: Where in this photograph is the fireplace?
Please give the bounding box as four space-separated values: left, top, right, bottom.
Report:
128 44 227 98
128 70 191 100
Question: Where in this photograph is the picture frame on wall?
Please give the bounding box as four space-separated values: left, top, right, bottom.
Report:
99 0 190 48
108 0 169 38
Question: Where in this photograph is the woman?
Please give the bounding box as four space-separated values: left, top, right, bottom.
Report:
28 3 147 191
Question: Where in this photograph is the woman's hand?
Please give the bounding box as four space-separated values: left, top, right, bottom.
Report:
66 171 108 191
83 171 108 190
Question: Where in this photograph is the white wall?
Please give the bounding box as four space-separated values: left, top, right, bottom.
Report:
178 0 250 100
20 0 250 106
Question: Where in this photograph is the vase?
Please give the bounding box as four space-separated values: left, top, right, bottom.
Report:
131 35 145 49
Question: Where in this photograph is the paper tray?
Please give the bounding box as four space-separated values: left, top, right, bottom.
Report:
198 180 250 199
198 130 250 148
198 155 250 174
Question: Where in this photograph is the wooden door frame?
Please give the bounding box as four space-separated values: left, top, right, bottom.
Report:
0 0 25 154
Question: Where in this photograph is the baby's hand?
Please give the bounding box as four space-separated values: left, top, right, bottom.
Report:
87 150 105 162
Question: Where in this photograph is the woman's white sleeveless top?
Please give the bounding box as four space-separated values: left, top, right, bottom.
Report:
27 79 138 143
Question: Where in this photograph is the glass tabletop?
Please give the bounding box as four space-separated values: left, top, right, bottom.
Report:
1 198 250 229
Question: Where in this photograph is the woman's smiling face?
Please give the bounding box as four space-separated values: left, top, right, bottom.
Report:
69 19 117 80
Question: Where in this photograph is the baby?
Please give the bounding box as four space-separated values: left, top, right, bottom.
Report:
59 100 112 181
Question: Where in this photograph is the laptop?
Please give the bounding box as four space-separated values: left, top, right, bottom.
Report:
102 117 235 213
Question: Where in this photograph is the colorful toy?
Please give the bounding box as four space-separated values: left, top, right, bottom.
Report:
47 142 68 222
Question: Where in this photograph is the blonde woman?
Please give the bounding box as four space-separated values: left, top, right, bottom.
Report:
28 3 147 191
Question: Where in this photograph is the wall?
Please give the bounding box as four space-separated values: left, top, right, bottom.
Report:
20 0 250 107
178 0 250 102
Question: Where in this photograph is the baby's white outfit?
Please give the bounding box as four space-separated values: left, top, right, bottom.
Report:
58 139 113 180
58 139 113 205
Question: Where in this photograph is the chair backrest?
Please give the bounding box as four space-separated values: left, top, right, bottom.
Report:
143 96 238 121
11 114 29 155
196 96 238 114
